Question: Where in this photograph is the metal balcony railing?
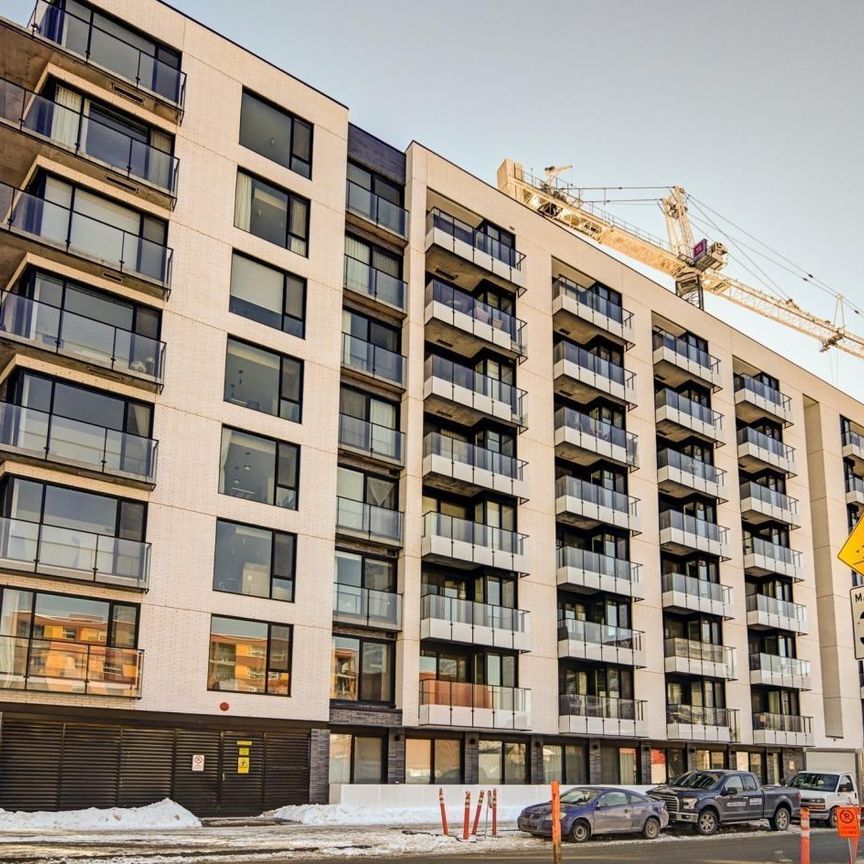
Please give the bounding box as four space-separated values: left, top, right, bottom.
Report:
427 209 525 270
343 255 406 311
557 546 640 585
657 448 725 486
554 341 633 389
752 712 812 734
735 375 791 414
341 333 405 386
419 678 531 713
421 594 528 633
559 693 644 721
746 593 806 623
558 618 643 651
556 476 638 518
332 583 401 630
660 510 728 545
655 388 722 430
744 536 802 569
422 511 526 556
555 406 638 466
346 180 407 237
737 427 795 463
653 331 720 377
423 432 525 481
552 275 631 327
749 653 811 679
662 572 731 605
338 414 403 464
664 636 734 668
336 497 403 544
740 481 798 515
666 704 733 728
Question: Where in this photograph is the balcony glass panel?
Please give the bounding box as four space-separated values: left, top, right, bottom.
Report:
424 432 524 481
846 475 864 495
332 583 401 629
336 497 402 544
660 510 727 544
842 428 864 451
752 712 811 734
744 536 801 567
421 594 527 633
737 427 793 461
664 637 731 666
425 355 526 422
655 389 721 427
552 276 629 326
338 414 402 463
346 179 407 237
558 618 642 650
428 209 524 270
736 375 791 412
746 593 805 621
557 546 637 583
749 653 810 678
556 476 637 516
666 704 730 727
558 693 642 720
419 679 531 713
741 481 797 513
653 331 719 375
343 254 406 311
662 572 730 605
657 448 724 484
342 333 404 386
554 341 628 385
423 511 525 556
555 407 637 464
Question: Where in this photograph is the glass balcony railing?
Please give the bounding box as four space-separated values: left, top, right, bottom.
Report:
740 481 798 516
556 476 638 518
0 291 165 385
749 653 810 679
552 276 631 328
558 618 643 651
0 633 142 697
657 448 725 486
0 403 157 482
737 427 794 464
346 179 407 238
426 280 525 353
343 255 406 311
655 388 722 430
0 515 150 589
752 712 812 734
746 593 806 624
332 583 401 630
29 0 186 108
744 536 802 569
0 182 172 287
662 572 731 606
666 704 732 728
846 475 864 496
341 333 405 387
420 594 528 634
423 511 526 557
735 375 791 414
559 693 644 721
424 432 525 482
419 678 531 715
427 209 525 271
664 637 733 669
338 414 403 464
336 497 402 544
653 331 719 377
555 406 638 466
553 341 632 388
842 428 864 453
660 510 728 545
0 79 178 194
557 546 640 585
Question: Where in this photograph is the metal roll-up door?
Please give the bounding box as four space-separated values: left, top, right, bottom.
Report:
263 730 310 810
172 730 220 816
59 723 122 810
119 726 174 807
0 715 63 810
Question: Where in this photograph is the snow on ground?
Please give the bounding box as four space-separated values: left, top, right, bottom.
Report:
0 797 200 831
270 802 524 826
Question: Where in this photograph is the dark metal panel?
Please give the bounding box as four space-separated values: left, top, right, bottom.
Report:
172 730 220 816
219 732 264 816
59 723 122 810
348 124 406 185
264 730 310 810
0 714 62 810
119 726 174 807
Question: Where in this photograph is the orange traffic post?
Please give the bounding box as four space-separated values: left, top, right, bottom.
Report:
551 780 563 864
491 787 498 837
463 790 471 840
471 789 485 836
800 807 810 864
438 787 449 836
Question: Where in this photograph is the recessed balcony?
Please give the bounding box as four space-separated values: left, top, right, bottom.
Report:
553 341 635 407
734 375 793 426
749 653 811 690
653 331 720 390
425 209 526 293
419 594 530 652
332 583 402 631
338 414 404 467
664 637 736 680
424 280 526 360
558 694 647 737
659 510 730 559
556 546 644 600
746 593 808 634
752 712 813 748
335 497 403 547
740 482 800 527
341 333 405 391
346 179 407 241
557 618 645 667
842 428 864 472
743 537 803 580
657 448 726 500
555 477 639 533
845 475 864 507
737 427 796 476
421 512 528 573
554 407 638 470
422 432 527 499
418 679 531 730
661 572 733 618
343 254 407 315
424 355 527 430
666 705 738 743
655 389 724 444
551 276 634 348
0 634 143 697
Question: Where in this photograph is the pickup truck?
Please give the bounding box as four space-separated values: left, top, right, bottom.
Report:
788 770 858 827
649 769 800 835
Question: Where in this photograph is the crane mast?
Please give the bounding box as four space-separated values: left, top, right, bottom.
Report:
497 159 864 361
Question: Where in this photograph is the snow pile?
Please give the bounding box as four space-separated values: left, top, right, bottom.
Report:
271 802 523 826
0 798 200 831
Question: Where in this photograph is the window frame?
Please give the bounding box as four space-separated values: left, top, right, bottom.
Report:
229 250 306 339
239 89 313 179
328 731 385 784
234 169 310 257
330 633 395 704
404 736 463 785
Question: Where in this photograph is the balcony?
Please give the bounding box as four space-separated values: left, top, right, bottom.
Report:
657 448 726 500
0 79 179 208
752 712 813 748
343 254 406 315
422 432 527 499
345 179 407 241
556 546 644 600
749 653 811 690
551 276 634 347
554 407 638 470
338 414 403 467
743 537 803 580
419 594 530 652
0 634 142 697
661 572 733 618
746 593 808 634
734 375 793 426
653 331 720 390
332 583 401 631
425 209 526 292
424 355 526 430
0 403 157 486
842 428 864 472
553 341 635 407
740 482 800 527
0 515 149 589
664 638 736 680
418 679 531 730
0 182 172 295
555 477 639 533
659 510 730 559
341 333 405 390
26 0 186 121
737 427 796 475
421 512 528 573
424 280 526 360
335 497 403 547
655 389 724 444
557 618 645 667
558 694 647 737
666 705 738 743
846 474 864 507
0 291 165 390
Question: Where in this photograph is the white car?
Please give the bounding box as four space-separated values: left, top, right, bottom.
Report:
788 771 858 826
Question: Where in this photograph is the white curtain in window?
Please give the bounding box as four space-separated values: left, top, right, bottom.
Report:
148 127 172 189
234 172 252 231
52 85 82 149
344 235 369 263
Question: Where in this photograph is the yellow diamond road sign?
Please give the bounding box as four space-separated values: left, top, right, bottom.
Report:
838 515 864 575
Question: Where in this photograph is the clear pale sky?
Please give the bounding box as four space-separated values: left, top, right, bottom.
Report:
3 0 862 399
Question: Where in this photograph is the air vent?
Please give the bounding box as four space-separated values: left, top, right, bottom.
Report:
101 271 123 284
111 84 145 105
106 175 139 194
435 268 457 282
437 339 453 348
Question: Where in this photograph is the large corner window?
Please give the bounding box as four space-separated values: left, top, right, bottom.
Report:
229 252 305 338
239 90 312 179
208 615 291 696
330 635 393 703
218 427 299 509
234 171 309 256
224 337 303 423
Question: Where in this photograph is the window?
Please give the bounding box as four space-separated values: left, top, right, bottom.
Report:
405 738 462 784
742 774 758 792
225 338 303 423
335 550 395 592
478 740 526 785
724 775 744 793
234 171 309 256
208 615 291 695
343 308 400 352
337 467 397 511
229 252 305 338
330 635 393 702
599 791 629 808
347 162 403 207
219 427 299 509
329 733 384 784
213 519 295 602
542 744 587 784
239 90 312 178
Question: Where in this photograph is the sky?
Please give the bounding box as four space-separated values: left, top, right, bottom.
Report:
3 0 862 398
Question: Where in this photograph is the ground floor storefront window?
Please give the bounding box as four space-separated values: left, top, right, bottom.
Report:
328 733 384 784
542 742 587 784
405 737 462 783
478 740 526 784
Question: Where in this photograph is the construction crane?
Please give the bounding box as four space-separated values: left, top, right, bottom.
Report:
497 159 864 361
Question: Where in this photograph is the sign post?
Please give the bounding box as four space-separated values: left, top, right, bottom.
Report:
551 780 562 864
836 805 860 864
800 807 810 864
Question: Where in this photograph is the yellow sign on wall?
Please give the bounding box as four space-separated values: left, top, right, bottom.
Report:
838 515 864 576
237 756 250 774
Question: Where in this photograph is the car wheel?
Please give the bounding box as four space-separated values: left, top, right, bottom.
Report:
642 816 661 840
695 808 719 836
771 806 791 831
569 819 591 843
829 808 838 829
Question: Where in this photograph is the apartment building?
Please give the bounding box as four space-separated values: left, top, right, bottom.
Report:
0 0 861 816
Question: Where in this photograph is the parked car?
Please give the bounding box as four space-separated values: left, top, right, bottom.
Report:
650 769 800 835
788 770 858 827
517 786 669 842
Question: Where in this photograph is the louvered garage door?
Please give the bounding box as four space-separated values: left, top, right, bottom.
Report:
0 716 63 810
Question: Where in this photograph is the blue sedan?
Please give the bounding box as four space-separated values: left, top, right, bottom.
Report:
518 786 669 842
